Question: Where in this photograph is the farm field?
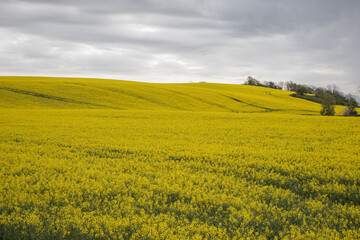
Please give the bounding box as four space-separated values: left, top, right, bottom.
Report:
0 77 360 239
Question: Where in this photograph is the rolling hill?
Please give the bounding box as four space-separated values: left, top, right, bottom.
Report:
0 76 333 114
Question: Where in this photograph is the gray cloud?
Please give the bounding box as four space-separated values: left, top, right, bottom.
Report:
0 0 359 93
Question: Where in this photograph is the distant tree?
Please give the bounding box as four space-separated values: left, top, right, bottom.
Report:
320 93 336 116
305 85 315 94
278 81 284 90
264 81 282 90
244 76 263 86
284 81 297 91
296 85 307 95
314 87 326 98
342 97 358 116
327 84 340 95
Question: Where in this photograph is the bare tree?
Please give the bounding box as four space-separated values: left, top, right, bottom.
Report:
327 84 340 95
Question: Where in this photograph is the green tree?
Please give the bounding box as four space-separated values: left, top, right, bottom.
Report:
342 97 358 116
244 76 263 86
320 93 336 116
296 85 307 95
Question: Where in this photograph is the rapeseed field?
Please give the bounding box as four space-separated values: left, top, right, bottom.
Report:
0 77 359 239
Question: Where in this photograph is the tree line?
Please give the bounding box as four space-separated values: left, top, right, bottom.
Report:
244 76 358 116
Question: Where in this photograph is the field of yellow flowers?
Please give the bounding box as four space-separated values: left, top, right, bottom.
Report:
0 77 359 239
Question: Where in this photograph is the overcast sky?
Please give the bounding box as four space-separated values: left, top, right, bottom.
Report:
0 0 359 94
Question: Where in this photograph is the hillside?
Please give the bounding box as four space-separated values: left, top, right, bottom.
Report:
0 76 333 114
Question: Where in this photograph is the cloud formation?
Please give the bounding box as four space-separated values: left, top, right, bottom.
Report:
0 0 359 93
